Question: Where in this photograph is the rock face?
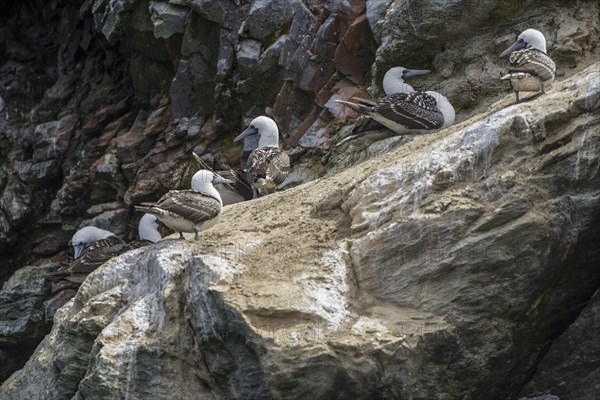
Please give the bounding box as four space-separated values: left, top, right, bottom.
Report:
0 263 56 382
2 64 599 399
519 289 600 400
1 0 600 394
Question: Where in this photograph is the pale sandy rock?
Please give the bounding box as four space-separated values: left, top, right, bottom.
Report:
2 63 599 399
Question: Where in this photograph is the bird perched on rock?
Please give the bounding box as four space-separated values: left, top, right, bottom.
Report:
336 91 454 139
47 226 127 283
500 28 556 103
340 66 432 142
135 168 231 240
234 116 290 198
335 67 455 145
192 152 253 205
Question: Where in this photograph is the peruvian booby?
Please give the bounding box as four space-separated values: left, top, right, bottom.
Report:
192 152 253 205
128 213 163 248
336 90 454 137
48 226 127 282
233 116 290 198
344 67 432 141
139 213 162 242
335 67 455 145
135 169 231 240
500 28 556 103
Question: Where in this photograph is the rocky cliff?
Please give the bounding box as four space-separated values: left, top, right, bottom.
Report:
2 62 599 398
1 0 600 397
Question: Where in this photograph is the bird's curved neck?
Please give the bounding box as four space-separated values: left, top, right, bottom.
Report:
258 132 279 148
530 45 547 54
198 183 223 206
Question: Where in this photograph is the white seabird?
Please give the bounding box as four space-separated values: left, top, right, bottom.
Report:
192 152 253 205
233 116 290 199
135 169 231 240
335 67 455 145
425 90 455 129
48 226 127 282
342 66 432 142
500 28 556 103
336 90 452 136
128 213 163 248
138 213 162 243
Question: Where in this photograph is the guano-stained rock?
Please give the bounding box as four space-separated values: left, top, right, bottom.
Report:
2 63 599 399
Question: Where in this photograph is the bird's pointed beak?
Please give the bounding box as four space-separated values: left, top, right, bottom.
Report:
213 174 234 185
234 125 258 142
403 69 431 80
74 244 84 259
500 39 526 58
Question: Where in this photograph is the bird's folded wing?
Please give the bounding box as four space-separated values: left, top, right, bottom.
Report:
266 151 291 186
374 92 444 130
352 116 385 135
50 236 127 276
508 49 555 81
247 147 290 185
156 190 221 224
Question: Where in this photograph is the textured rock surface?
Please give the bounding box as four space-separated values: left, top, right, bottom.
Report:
2 63 599 399
0 263 56 381
519 289 600 400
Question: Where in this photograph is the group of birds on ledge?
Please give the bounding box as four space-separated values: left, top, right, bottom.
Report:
48 28 555 283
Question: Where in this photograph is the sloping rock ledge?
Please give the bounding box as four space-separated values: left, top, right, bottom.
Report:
1 63 599 399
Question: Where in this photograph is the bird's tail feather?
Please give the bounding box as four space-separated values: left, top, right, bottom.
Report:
335 99 374 113
335 133 364 146
351 97 377 107
193 155 213 172
46 270 68 278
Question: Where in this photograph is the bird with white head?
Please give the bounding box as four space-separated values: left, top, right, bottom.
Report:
135 163 232 240
234 116 290 198
500 28 556 103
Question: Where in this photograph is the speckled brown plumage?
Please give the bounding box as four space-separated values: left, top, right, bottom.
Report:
245 146 290 190
508 48 555 82
48 235 127 281
136 190 222 233
336 91 444 138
